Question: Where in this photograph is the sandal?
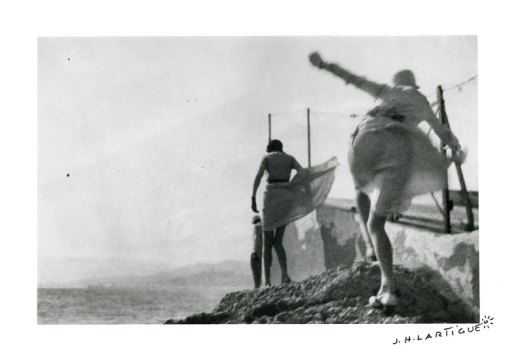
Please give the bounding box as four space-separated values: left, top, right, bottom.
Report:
368 293 398 309
365 248 377 263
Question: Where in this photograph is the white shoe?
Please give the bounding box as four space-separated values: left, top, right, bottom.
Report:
368 293 398 308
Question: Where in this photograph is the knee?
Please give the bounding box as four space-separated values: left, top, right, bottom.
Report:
356 191 369 202
367 214 385 236
263 251 272 262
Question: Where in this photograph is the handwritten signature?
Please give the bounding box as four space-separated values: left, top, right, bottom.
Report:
392 315 494 345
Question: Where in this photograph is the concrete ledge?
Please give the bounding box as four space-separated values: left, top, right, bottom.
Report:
315 200 479 312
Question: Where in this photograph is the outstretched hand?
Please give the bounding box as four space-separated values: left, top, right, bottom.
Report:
309 52 325 69
451 145 467 164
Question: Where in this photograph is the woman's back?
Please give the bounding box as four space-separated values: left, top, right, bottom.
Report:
375 85 434 127
263 152 301 182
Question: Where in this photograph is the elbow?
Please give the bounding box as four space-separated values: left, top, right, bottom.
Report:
254 175 262 186
253 178 261 193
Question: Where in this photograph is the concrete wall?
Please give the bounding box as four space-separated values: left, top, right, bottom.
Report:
314 200 479 311
269 212 326 284
269 199 478 312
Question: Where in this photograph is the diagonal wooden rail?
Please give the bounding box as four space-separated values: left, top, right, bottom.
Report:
267 87 476 233
437 86 475 232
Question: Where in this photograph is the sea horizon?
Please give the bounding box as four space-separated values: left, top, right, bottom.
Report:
38 285 244 325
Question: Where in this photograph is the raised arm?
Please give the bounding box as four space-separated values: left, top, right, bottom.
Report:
425 114 460 149
309 52 388 98
417 96 460 149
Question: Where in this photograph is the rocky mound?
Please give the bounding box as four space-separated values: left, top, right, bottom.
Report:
165 262 477 324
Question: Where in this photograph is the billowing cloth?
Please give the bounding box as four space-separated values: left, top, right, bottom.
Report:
349 120 450 216
344 80 458 216
262 157 339 231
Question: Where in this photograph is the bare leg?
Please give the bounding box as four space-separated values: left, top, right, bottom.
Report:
356 190 376 261
367 212 395 295
272 225 290 283
250 252 262 289
263 230 274 286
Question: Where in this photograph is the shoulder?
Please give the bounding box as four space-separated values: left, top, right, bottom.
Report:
396 86 427 99
256 155 268 172
388 86 429 106
407 89 433 109
260 154 270 163
277 152 292 159
284 153 297 163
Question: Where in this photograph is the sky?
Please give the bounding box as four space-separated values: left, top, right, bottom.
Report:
38 36 477 284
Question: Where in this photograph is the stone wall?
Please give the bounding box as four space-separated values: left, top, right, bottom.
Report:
268 213 326 283
272 199 479 313
314 200 479 311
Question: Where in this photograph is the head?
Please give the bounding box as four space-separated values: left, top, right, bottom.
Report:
266 139 283 153
392 70 419 89
252 215 261 225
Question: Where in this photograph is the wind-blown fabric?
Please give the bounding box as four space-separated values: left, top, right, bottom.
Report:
349 122 450 216
262 157 339 231
346 83 456 216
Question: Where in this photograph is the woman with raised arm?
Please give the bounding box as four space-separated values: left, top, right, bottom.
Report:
252 139 338 286
309 52 464 308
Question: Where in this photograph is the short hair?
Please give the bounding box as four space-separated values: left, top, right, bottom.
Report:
392 69 419 89
266 139 283 153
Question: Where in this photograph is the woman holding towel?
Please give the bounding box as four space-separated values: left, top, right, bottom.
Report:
309 52 464 308
252 139 338 286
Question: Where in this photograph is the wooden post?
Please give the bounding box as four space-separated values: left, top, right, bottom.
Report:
437 87 475 232
437 86 451 234
268 113 272 142
307 108 311 167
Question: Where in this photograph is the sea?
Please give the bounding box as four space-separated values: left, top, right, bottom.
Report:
38 286 241 325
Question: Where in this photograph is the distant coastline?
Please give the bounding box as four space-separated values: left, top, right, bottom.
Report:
38 260 252 324
38 259 252 289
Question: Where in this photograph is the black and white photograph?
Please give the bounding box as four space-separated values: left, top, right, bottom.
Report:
2 1 519 359
38 36 478 325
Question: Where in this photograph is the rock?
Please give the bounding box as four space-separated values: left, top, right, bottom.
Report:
165 262 478 324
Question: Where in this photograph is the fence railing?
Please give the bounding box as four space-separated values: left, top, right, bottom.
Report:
266 75 478 233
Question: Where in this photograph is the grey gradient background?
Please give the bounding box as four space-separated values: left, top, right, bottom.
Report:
38 36 477 285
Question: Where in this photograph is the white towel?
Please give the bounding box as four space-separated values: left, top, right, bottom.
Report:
262 157 339 231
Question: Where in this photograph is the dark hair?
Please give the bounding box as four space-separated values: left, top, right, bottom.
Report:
266 139 283 153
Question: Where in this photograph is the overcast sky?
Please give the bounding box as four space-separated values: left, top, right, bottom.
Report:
38 36 477 284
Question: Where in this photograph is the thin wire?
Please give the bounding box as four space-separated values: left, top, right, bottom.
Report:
269 74 477 141
426 110 439 136
312 73 477 118
311 108 369 120
270 108 307 117
443 75 478 92
430 192 446 218
266 74 476 214
425 74 478 99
